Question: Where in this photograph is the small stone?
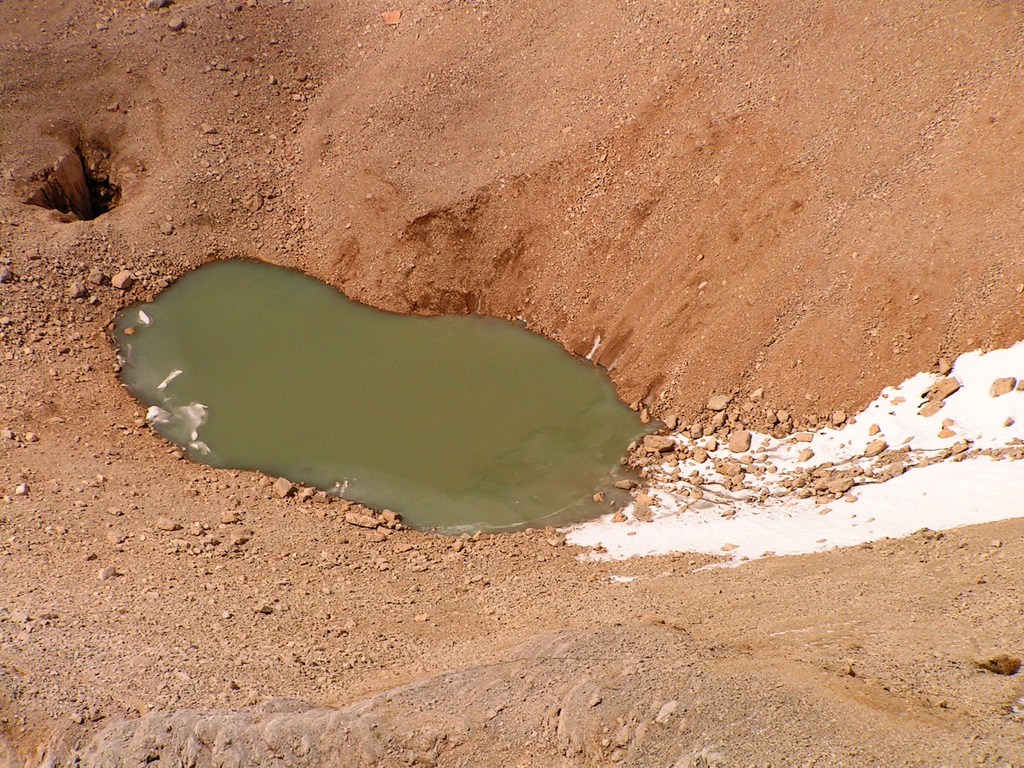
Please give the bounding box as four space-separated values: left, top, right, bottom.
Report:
868 424 881 436
159 221 174 235
727 430 751 453
220 511 239 524
111 270 135 290
777 410 790 423
593 491 605 503
167 17 186 31
1005 417 1015 428
613 479 634 490
707 394 731 411
611 510 628 523
919 400 943 417
793 432 814 443
990 377 1016 397
87 268 107 285
976 654 1020 676
705 437 718 451
145 0 171 9
664 415 678 430
936 358 952 375
14 483 28 496
927 377 961 402
797 448 814 463
0 428 13 440
632 505 653 522
296 486 316 502
721 543 739 552
344 511 379 529
106 530 127 545
826 477 855 495
200 123 218 135
68 281 87 299
864 439 887 458
98 566 117 581
655 700 678 724
938 426 955 439
692 448 708 463
155 516 182 531
0 266 13 283
272 477 294 498
643 435 674 453
23 432 38 443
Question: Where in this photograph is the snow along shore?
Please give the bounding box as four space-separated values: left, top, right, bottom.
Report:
565 342 1024 564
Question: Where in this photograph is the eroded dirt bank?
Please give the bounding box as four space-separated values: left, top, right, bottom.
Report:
1 0 1023 765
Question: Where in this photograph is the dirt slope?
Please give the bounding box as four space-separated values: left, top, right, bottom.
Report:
1 0 1024 765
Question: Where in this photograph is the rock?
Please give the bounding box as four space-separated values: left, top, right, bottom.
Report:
864 439 887 458
611 510 627 523
793 432 814 443
167 17 186 31
296 486 316 502
831 410 847 426
1005 417 1016 428
919 400 943 417
664 415 678 430
990 377 1017 397
98 566 117 581
938 426 955 439
926 377 961 402
976 654 1021 676
68 281 87 299
0 428 13 439
707 394 731 411
868 424 881 436
655 700 678 724
220 511 239 524
643 435 674 453
111 270 135 290
797 448 814 463
613 479 634 490
936 357 952 375
632 503 653 521
727 430 751 453
201 123 218 135
145 0 171 8
272 477 294 498
344 511 379 529
159 221 175 235
14 483 28 496
826 477 855 495
106 530 127 545
592 491 605 503
87 268 107 285
776 410 790 423
0 266 13 283
155 516 182 531
692 448 708 463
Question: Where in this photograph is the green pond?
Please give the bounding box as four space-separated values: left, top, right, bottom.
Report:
113 260 649 533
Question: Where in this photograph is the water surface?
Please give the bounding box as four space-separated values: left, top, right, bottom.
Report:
114 260 648 533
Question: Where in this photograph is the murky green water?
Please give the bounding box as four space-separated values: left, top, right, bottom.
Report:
113 260 648 533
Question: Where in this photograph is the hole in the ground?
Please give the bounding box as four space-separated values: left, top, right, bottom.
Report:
25 147 121 221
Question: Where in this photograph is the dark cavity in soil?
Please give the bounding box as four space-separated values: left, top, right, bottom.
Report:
113 260 650 533
26 149 120 221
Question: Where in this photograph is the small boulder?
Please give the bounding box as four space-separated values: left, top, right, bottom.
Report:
344 511 379 529
272 477 294 498
111 270 135 291
990 377 1017 397
976 654 1020 676
727 430 751 453
926 377 961 402
643 435 675 453
155 516 182 531
707 394 731 411
67 281 87 299
864 439 888 458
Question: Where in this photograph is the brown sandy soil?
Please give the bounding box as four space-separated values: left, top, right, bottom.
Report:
1 0 1023 765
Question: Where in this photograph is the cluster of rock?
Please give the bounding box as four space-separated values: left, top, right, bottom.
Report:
270 477 404 531
618 369 1024 523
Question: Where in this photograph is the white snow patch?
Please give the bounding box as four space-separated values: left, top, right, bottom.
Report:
565 342 1024 564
